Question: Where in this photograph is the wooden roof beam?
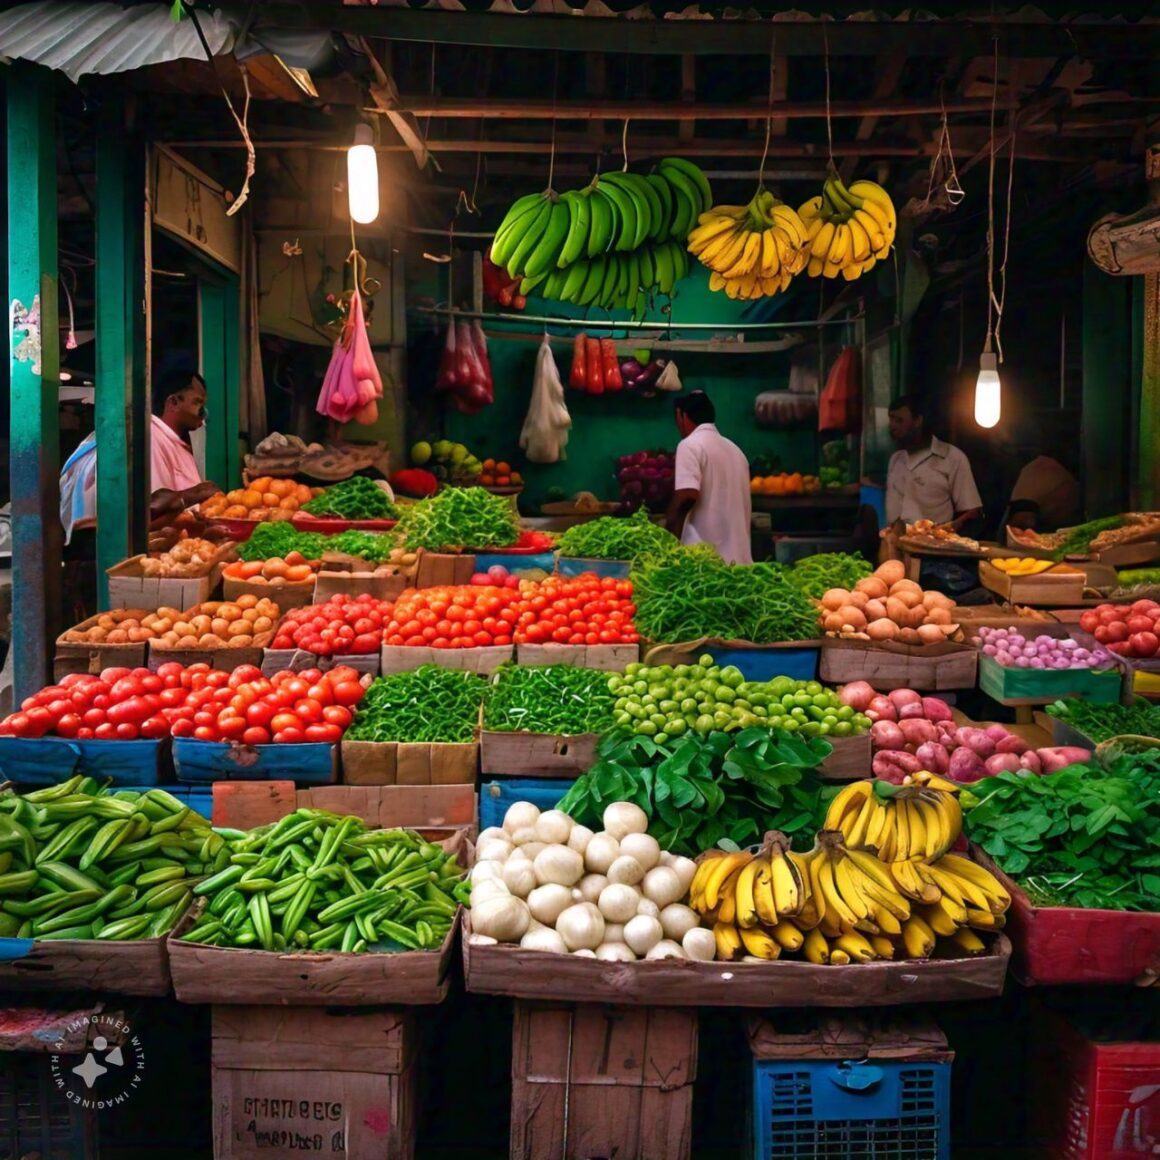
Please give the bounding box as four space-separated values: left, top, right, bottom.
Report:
357 37 437 171
840 49 909 183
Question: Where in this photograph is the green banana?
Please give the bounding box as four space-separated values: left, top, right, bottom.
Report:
646 172 675 239
600 172 651 250
654 242 675 295
595 178 637 253
518 271 548 296
522 199 570 278
586 187 614 257
577 255 606 305
558 259 590 303
637 246 656 292
628 173 665 242
558 190 591 268
503 197 554 278
490 192 549 266
660 157 712 216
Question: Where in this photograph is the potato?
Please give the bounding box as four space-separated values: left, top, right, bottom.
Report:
231 634 253 647
236 594 258 610
200 634 225 647
227 620 251 638
87 627 108 642
252 615 273 633
241 608 259 623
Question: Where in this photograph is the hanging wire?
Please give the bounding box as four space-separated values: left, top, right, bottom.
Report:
993 124 1016 363
546 51 560 192
822 23 834 167
983 35 999 356
757 36 777 188
621 118 631 172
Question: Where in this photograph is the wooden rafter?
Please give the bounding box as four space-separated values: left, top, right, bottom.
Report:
679 56 695 144
358 38 437 171
840 50 908 183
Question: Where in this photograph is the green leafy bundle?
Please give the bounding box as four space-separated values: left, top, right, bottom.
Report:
346 666 488 744
302 476 400 521
556 727 832 856
632 552 820 644
555 508 679 565
483 664 615 736
963 752 1160 910
1046 699 1160 744
325 530 398 564
237 522 326 562
396 487 519 552
789 552 872 599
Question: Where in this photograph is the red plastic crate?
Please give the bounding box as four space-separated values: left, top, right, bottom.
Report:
1036 1013 1160 1159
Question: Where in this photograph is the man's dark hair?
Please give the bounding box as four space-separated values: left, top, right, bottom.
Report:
888 393 924 420
152 371 205 416
1008 499 1040 518
674 390 715 425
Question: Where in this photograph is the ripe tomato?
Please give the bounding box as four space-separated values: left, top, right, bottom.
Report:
294 699 324 724
242 726 271 746
139 716 170 740
273 727 306 744
331 680 364 707
114 722 140 740
55 713 82 738
271 712 302 734
171 718 196 738
321 705 352 728
305 722 342 744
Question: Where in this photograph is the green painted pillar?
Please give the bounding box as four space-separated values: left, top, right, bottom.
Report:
95 92 148 603
7 64 60 697
198 277 241 491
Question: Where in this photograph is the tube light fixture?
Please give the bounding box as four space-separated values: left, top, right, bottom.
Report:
347 124 379 224
974 350 1001 429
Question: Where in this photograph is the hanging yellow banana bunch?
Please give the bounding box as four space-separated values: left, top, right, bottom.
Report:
798 168 898 281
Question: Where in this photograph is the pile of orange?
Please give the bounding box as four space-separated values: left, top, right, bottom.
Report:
199 478 324 521
479 459 524 489
749 472 822 497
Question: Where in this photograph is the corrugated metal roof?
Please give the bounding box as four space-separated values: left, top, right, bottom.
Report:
0 2 235 84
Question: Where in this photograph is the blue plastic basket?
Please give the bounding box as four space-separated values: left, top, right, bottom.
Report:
480 778 577 831
172 739 337 785
706 646 819 682
753 1058 951 1160
0 737 167 786
122 784 213 820
557 556 632 580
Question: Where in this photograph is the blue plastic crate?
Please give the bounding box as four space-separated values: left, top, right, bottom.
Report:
172 738 337 785
707 646 819 682
557 556 631 580
753 1058 951 1160
122 784 213 820
474 551 556 577
480 777 577 831
0 737 167 786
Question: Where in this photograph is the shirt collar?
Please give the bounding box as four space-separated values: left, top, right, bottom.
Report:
927 436 949 458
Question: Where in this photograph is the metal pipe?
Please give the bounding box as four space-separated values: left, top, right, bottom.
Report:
411 305 860 331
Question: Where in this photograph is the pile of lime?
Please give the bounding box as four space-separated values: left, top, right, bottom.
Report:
607 655 872 742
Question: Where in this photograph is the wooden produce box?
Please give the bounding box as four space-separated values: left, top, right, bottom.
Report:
977 654 1124 708
818 638 977 692
53 610 152 678
1096 539 1160 567
380 644 513 676
514 643 639 671
148 637 272 673
978 560 1086 607
169 824 471 1006
479 730 599 778
511 1001 696 1160
747 1011 953 1064
212 1006 415 1160
261 648 380 677
341 740 478 786
818 733 873 781
314 550 413 604
973 848 1160 985
956 604 1060 632
106 554 224 611
414 552 475 589
463 919 1010 1007
0 928 172 997
222 574 317 610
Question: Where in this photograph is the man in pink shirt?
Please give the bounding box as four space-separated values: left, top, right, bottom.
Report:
60 371 219 540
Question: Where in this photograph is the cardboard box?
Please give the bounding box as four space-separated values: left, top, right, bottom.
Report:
53 610 152 679
211 1006 415 1160
479 730 598 778
978 560 1086 607
106 554 224 611
341 740 478 786
380 644 513 676
414 552 475 589
222 575 317 610
510 1001 697 1160
0 929 172 996
514 643 639 671
818 638 978 692
261 649 380 678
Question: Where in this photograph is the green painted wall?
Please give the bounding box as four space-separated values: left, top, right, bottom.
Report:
416 263 850 504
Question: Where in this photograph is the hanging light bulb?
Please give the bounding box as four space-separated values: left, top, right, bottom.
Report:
974 350 1001 429
347 124 379 224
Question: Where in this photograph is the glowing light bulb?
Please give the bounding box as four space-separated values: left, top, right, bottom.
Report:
347 124 379 224
974 351 1001 429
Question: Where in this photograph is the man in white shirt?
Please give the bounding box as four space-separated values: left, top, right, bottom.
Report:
885 394 982 532
667 391 753 564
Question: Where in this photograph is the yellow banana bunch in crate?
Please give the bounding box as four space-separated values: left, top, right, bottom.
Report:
798 169 897 281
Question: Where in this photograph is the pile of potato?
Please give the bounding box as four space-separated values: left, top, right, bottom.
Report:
819 559 960 645
150 595 281 650
61 610 177 646
223 554 318 584
199 479 323 522
138 538 225 578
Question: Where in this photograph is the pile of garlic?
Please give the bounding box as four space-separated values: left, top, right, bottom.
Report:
468 800 715 963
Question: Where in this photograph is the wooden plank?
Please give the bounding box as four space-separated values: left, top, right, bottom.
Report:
678 56 695 144
0 933 171 997
7 62 61 697
841 50 907 183
95 93 148 603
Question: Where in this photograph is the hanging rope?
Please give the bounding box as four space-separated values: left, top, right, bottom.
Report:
758 37 777 188
547 51 560 192
822 23 834 167
621 118 631 172
984 35 998 357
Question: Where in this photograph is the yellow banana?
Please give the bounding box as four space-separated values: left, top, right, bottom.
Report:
797 195 824 222
733 859 762 929
829 947 852 966
701 852 751 910
807 255 825 278
753 862 779 926
717 874 740 925
722 231 762 279
810 220 836 261
824 781 874 831
833 856 873 921
902 915 936 959
845 796 878 850
937 854 1010 913
912 772 962 796
893 799 912 861
739 925 781 960
758 230 780 278
950 927 987 956
904 800 927 862
846 215 872 261
770 919 805 951
688 850 727 910
917 901 961 938
707 271 726 293
871 905 903 936
769 852 802 917
702 228 748 273
817 858 859 931
834 931 877 962
965 908 1006 930
826 223 852 267
803 927 830 964
770 205 807 249
713 921 742 962
790 852 822 929
853 198 891 239
870 935 896 959
848 180 897 233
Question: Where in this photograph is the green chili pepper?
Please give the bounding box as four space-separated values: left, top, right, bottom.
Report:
483 663 615 736
346 666 487 744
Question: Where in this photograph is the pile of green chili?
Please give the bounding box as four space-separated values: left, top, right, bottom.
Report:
788 552 872 599
632 550 821 644
483 664 615 735
555 508 679 565
345 666 488 744
395 487 519 552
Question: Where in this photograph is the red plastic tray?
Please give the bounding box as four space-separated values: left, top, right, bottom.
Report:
290 516 398 534
205 517 261 542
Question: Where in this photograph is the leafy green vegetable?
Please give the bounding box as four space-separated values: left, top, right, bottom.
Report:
325 530 398 564
1051 516 1126 561
302 476 400 520
237 522 326 562
632 551 820 644
788 552 872 599
555 508 679 565
963 751 1160 911
395 487 519 552
346 666 487 743
1046 699 1160 743
483 664 614 735
556 727 832 856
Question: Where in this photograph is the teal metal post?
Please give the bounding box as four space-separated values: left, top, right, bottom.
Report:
7 64 60 696
94 92 148 603
199 275 241 491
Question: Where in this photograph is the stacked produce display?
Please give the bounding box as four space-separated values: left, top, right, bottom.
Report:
819 559 960 644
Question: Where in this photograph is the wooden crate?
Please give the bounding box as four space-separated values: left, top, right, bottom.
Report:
380 644 513 676
106 555 224 611
261 648 380 677
222 575 317 609
341 740 478 786
818 733 872 781
211 1006 415 1160
479 730 598 777
514 643 639 671
978 560 1086 607
148 637 272 673
510 1002 697 1160
463 919 1010 1007
973 847 1160 985
53 610 152 678
314 568 409 603
977 654 1124 708
0 931 171 997
414 552 475 589
818 638 978 692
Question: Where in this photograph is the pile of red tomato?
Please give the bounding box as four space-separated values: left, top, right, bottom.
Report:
1079 600 1160 658
0 664 367 745
382 574 637 649
271 593 394 656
